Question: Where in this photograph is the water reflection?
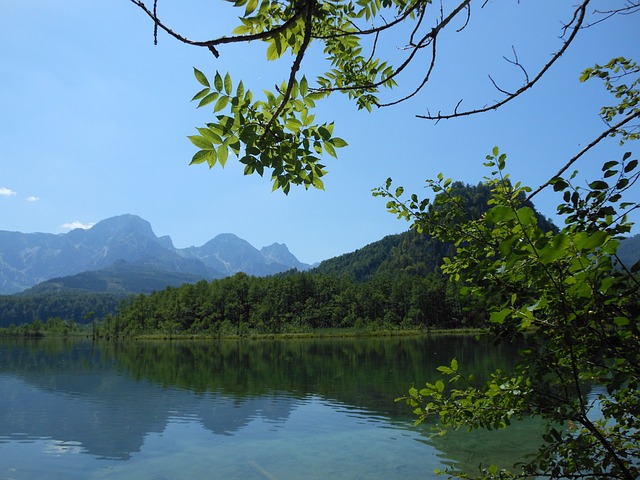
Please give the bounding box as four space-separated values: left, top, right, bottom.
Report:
0 336 537 478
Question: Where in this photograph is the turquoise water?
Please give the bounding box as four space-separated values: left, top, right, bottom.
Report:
0 336 542 479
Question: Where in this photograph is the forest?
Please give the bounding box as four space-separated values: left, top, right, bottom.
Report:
103 270 474 338
0 292 123 333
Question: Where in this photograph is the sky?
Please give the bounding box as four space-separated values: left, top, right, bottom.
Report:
1 1 638 265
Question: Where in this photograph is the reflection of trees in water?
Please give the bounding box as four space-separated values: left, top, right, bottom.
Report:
114 335 521 411
0 336 526 462
430 416 546 476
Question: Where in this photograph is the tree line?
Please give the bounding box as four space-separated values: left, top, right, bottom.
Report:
0 292 122 330
103 269 480 338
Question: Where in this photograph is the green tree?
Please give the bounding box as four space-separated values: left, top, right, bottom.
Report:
130 1 638 192
130 2 639 477
375 145 639 478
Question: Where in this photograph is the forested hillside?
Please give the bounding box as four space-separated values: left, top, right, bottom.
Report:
313 229 453 281
315 181 557 281
0 292 122 329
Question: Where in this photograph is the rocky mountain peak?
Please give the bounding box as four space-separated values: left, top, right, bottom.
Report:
0 215 310 294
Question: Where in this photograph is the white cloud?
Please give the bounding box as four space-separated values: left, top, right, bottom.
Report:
0 187 17 196
27 196 40 202
60 220 95 230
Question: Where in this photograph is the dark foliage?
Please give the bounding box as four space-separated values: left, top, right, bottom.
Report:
0 292 123 328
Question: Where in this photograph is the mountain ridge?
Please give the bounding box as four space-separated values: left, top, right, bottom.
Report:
0 214 311 295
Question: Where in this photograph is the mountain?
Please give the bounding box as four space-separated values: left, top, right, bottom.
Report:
312 229 452 281
181 235 309 277
0 214 311 295
313 181 556 281
313 199 639 283
21 261 210 296
618 233 640 270
261 242 310 271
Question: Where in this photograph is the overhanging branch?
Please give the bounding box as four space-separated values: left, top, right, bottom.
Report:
527 110 640 202
417 0 591 121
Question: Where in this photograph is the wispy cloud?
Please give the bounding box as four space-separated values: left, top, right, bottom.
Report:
27 196 40 202
60 220 95 230
0 187 17 197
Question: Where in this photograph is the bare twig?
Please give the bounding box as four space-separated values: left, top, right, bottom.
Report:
153 0 158 45
417 0 591 121
378 37 437 107
316 0 471 98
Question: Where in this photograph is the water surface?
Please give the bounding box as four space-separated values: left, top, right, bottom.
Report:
0 336 542 479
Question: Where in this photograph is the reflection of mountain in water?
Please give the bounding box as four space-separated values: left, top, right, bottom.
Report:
0 336 522 461
0 371 299 460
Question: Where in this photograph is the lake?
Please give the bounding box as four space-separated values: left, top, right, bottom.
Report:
0 335 543 479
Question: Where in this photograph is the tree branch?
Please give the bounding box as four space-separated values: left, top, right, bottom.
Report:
315 0 471 98
313 0 429 40
261 0 315 142
526 109 640 202
129 0 307 57
417 0 591 121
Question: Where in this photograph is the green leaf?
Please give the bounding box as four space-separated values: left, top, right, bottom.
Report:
190 149 216 168
324 140 337 158
214 96 230 113
189 149 210 165
228 136 241 156
205 149 217 168
218 143 229 167
490 308 511 325
318 126 331 141
486 205 514 223
624 159 638 173
588 180 609 190
196 127 222 145
214 72 223 92
266 39 283 60
331 137 348 148
231 24 251 35
193 68 210 88
236 80 245 100
614 316 630 327
224 72 233 96
197 92 219 108
539 233 570 264
285 117 302 132
191 87 210 102
551 178 569 192
451 358 458 372
574 231 608 252
245 0 258 15
312 175 325 190
187 135 212 150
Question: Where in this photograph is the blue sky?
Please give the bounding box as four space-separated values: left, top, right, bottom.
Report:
1 1 638 264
